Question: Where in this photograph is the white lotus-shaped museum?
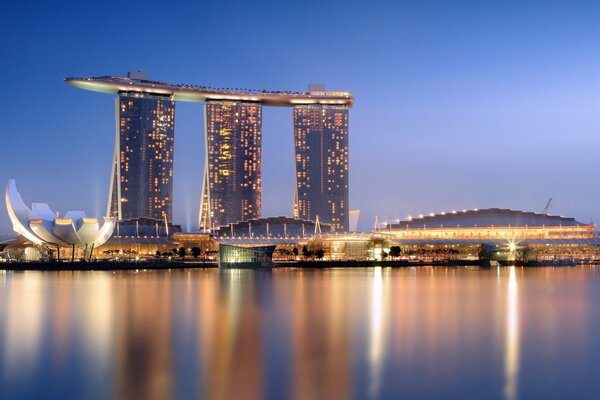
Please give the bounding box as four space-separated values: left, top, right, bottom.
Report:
5 179 115 250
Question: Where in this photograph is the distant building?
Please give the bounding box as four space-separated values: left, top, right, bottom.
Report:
171 232 217 253
127 71 149 80
385 208 595 241
109 88 175 221
293 97 349 231
349 210 360 232
383 208 599 263
308 83 326 92
307 233 391 261
112 217 182 237
91 217 183 258
199 101 263 230
211 216 331 238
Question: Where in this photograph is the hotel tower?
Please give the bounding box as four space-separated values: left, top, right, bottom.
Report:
108 87 175 221
293 103 349 231
199 101 263 230
66 74 352 230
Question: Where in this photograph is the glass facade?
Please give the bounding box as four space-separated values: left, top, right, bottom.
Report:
293 105 349 231
199 101 262 230
218 244 275 269
109 92 175 221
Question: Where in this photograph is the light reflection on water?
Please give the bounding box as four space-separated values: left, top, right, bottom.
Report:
504 267 519 400
368 267 385 399
1 266 599 399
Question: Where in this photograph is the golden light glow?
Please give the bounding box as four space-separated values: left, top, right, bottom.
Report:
504 267 519 400
388 225 594 240
369 267 385 398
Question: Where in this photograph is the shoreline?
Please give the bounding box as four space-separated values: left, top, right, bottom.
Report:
1 259 599 271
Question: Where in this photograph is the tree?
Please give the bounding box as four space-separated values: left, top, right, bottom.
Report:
381 251 388 260
178 247 186 259
123 249 137 259
315 249 325 259
155 250 161 259
302 245 309 258
292 247 299 257
274 248 292 258
389 246 401 259
191 247 201 258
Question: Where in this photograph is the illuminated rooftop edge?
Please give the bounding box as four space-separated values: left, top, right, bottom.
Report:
386 208 590 228
65 76 354 107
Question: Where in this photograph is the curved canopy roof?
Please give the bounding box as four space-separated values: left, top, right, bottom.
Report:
5 180 115 248
212 216 332 238
389 208 589 229
65 76 354 107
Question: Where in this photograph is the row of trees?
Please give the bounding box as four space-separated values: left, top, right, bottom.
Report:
104 245 420 262
102 249 138 260
300 246 325 259
101 247 219 261
402 247 461 261
275 246 325 260
154 247 218 260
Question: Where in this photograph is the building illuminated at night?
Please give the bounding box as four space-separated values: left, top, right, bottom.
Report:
65 74 353 230
384 208 596 241
293 102 349 231
108 81 175 221
199 101 262 230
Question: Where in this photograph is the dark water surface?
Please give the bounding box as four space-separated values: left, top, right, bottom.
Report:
1 266 599 399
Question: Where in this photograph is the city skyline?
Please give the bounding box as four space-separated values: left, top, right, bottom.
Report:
1 1 599 233
2 3 600 399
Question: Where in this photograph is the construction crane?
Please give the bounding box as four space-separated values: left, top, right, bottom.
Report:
542 197 553 214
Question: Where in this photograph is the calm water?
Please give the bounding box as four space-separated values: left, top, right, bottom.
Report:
1 266 599 399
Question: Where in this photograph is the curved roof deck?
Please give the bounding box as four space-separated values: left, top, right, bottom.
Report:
388 208 590 229
65 76 354 107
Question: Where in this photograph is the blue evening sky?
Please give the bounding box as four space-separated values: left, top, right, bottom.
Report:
1 0 599 231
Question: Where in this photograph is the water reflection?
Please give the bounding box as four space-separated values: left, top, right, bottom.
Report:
114 272 173 400
80 274 113 373
1 267 599 399
504 267 519 400
203 270 264 400
369 267 386 399
288 269 352 400
3 272 44 378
